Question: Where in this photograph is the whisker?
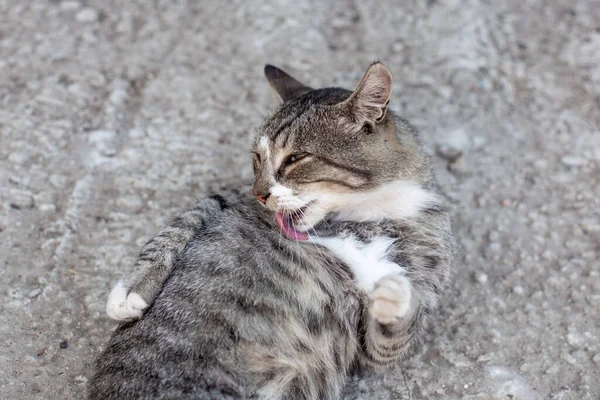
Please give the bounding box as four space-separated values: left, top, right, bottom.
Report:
296 207 329 262
303 202 336 235
291 209 303 259
277 214 282 250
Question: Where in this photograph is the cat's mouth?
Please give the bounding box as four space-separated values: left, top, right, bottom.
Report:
275 209 309 241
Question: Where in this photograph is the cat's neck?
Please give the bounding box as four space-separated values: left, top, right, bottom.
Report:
325 180 439 223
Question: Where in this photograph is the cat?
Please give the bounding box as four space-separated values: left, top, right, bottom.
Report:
89 62 456 400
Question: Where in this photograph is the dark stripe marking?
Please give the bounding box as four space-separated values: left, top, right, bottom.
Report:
316 156 372 181
210 194 229 210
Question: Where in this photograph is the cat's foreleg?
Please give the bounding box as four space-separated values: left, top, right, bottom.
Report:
356 241 451 370
309 235 424 368
356 273 423 370
106 196 227 321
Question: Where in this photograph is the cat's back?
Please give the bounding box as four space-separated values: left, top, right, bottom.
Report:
89 191 361 399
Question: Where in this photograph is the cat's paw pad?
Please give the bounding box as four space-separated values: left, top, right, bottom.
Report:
369 274 412 325
106 281 148 321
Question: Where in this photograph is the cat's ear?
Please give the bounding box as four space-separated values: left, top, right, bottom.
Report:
343 62 392 124
264 65 313 102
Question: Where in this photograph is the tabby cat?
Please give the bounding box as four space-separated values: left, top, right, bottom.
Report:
89 62 455 400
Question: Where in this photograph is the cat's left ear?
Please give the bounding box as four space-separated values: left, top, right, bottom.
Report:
343 62 392 125
264 65 313 102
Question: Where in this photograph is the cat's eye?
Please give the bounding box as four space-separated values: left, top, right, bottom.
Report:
252 152 261 170
277 153 308 177
284 153 307 166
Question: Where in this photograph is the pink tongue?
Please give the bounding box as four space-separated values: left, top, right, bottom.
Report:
275 211 309 241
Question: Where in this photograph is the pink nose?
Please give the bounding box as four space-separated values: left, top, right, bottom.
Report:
253 186 270 204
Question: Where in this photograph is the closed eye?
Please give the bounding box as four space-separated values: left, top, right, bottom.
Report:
278 152 310 177
252 152 261 170
283 153 308 167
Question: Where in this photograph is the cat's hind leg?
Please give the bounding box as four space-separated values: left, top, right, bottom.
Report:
106 225 194 321
106 195 228 321
106 280 148 320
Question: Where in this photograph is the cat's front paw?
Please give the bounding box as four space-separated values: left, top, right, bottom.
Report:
106 280 148 321
369 274 413 325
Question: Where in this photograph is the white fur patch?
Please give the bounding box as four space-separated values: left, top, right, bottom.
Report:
106 280 148 321
270 183 293 197
258 136 270 159
370 274 413 323
309 235 405 292
324 181 438 223
271 183 310 211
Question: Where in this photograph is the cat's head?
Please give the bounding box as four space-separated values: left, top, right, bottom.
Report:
252 63 433 240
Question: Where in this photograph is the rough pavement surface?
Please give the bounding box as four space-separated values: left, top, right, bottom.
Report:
1 1 599 399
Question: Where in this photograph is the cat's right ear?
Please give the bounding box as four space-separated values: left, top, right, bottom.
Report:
264 65 313 102
343 62 392 125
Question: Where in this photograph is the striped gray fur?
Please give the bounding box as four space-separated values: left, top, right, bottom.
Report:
90 63 456 399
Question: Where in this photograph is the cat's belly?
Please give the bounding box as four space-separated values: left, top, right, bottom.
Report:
137 218 363 398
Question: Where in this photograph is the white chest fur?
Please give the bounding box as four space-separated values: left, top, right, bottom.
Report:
309 235 405 292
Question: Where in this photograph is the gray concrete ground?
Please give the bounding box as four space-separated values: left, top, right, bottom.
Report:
1 0 599 399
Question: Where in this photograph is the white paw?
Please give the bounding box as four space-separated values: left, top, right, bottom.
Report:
369 274 413 325
106 281 148 321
